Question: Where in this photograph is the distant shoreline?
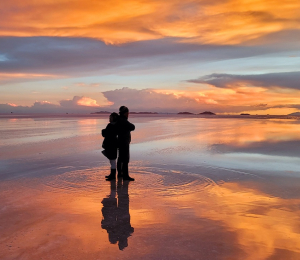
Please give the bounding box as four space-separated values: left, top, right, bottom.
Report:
0 113 299 120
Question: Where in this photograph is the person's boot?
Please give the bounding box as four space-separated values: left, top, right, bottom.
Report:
122 163 135 181
105 169 116 180
123 176 135 181
105 169 112 178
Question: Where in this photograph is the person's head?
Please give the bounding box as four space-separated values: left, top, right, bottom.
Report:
119 106 129 118
109 112 119 123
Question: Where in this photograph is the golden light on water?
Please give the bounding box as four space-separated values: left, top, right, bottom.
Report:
166 181 300 260
1 117 300 259
2 170 300 259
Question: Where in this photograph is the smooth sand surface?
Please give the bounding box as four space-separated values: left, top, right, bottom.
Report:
1 116 300 259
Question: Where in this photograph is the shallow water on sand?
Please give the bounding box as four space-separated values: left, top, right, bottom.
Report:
1 115 300 260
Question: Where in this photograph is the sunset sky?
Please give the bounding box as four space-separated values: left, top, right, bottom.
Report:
1 0 300 114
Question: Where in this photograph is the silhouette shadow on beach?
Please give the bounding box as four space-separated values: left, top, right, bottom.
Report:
101 179 134 250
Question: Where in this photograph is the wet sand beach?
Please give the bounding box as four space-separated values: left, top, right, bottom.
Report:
1 115 300 260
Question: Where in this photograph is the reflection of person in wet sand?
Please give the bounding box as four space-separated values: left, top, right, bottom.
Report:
101 179 134 250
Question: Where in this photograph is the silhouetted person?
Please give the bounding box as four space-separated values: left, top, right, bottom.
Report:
101 179 134 250
116 106 135 181
102 112 119 180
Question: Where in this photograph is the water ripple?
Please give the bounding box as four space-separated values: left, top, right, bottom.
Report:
15 164 219 197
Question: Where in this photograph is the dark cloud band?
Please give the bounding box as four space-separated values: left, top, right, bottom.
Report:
188 71 300 90
0 35 299 77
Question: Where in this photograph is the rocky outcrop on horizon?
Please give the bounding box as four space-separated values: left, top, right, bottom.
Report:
199 111 216 115
178 112 194 114
289 112 300 116
91 111 110 114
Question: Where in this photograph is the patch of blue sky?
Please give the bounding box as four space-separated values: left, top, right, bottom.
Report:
0 54 8 61
188 51 300 76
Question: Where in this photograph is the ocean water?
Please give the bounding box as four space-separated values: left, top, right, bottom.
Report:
1 115 300 259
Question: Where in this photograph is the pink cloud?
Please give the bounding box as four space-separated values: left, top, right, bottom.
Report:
1 88 299 115
102 87 217 113
0 96 112 114
60 96 112 108
7 103 17 107
77 97 100 107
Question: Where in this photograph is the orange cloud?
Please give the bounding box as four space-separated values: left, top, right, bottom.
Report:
99 86 300 115
60 95 113 108
38 101 52 104
153 85 300 114
1 0 299 45
6 103 17 107
0 73 60 81
76 97 100 107
0 95 114 113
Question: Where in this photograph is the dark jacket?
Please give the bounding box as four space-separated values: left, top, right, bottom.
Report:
102 122 118 160
117 115 135 145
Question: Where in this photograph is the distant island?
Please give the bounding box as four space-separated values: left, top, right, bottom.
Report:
199 111 216 115
240 113 250 115
289 112 300 116
91 111 111 114
178 111 216 115
178 112 194 115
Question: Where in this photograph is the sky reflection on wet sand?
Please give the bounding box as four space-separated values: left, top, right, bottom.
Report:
1 116 300 259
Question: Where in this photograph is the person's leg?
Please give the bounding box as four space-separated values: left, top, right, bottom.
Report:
117 145 126 178
122 163 134 181
106 159 117 180
117 158 122 178
122 162 128 177
122 144 134 181
110 159 116 170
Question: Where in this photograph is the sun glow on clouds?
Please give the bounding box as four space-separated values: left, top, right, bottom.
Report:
76 97 100 107
1 0 299 115
38 101 52 104
1 0 299 45
153 89 220 105
151 85 300 114
1 95 114 114
60 95 113 108
7 103 17 107
0 73 59 80
3 84 300 114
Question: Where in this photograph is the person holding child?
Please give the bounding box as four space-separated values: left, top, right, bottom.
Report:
103 106 135 181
